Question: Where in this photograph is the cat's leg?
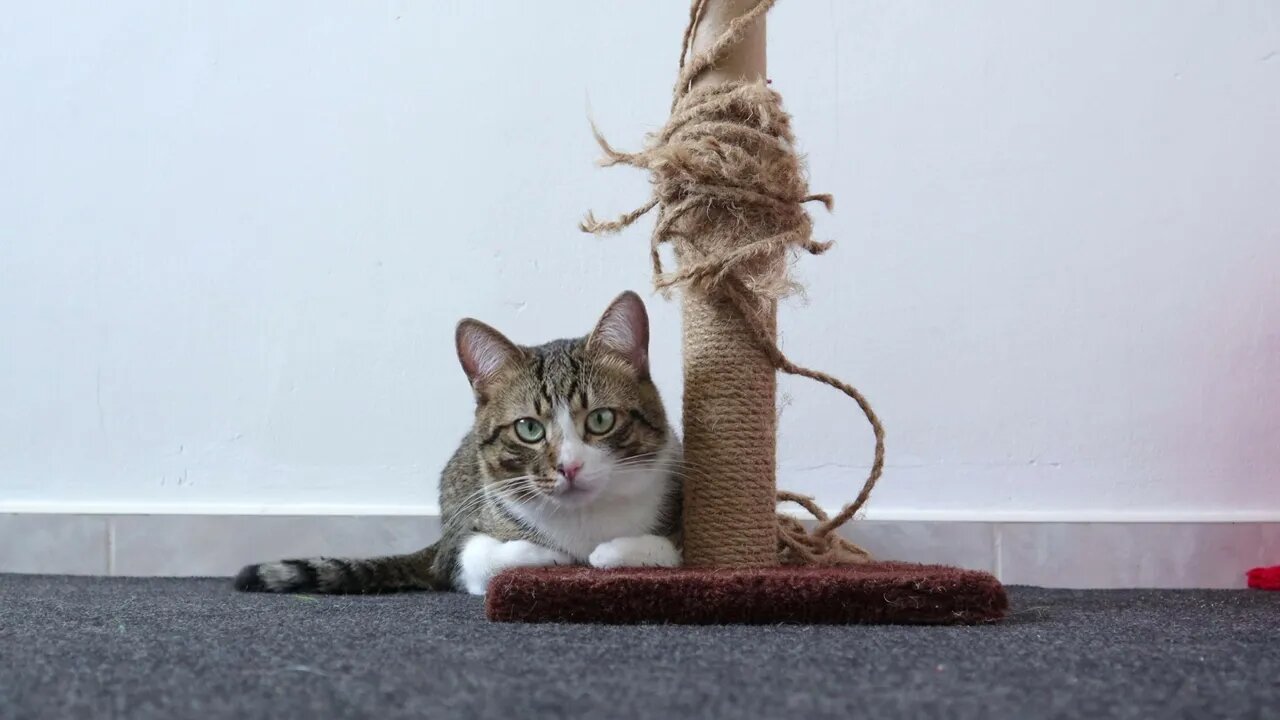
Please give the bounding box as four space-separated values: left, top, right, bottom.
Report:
588 535 682 569
457 533 573 595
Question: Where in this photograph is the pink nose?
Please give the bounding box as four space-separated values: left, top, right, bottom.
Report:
557 461 583 482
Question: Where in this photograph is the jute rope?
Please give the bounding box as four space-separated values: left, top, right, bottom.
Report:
582 0 885 566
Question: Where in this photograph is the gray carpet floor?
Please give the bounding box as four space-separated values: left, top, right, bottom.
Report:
0 575 1276 719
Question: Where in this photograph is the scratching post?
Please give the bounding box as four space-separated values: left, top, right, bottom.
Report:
679 0 776 569
486 0 1008 624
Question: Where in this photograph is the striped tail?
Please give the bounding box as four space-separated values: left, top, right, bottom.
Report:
234 546 441 594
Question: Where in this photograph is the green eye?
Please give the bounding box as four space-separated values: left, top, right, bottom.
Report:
513 418 545 443
585 408 616 435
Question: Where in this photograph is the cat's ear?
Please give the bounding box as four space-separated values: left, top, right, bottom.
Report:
456 319 522 392
588 290 650 377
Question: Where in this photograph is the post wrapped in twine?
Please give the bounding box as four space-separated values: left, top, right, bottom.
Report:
582 0 884 567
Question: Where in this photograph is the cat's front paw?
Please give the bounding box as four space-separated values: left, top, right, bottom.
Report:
589 535 681 569
459 535 573 596
496 539 573 568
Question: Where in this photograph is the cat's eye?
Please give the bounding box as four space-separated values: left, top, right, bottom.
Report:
585 408 616 435
513 417 545 443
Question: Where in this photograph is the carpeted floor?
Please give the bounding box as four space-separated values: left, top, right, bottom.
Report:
0 575 1275 719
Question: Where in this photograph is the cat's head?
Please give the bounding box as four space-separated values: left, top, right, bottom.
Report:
455 291 672 508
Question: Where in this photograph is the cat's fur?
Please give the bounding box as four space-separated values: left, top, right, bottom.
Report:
234 291 682 595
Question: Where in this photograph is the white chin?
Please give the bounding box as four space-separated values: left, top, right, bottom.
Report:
551 487 598 507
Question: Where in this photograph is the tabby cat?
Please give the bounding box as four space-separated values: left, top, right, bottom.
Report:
234 291 682 595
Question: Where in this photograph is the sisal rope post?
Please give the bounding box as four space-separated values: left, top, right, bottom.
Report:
583 0 885 569
679 0 776 568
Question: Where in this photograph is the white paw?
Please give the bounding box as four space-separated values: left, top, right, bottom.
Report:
588 535 681 569
495 539 573 568
458 535 573 596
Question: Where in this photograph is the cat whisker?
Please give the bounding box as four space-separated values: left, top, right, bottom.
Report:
611 455 703 472
447 477 537 523
486 477 556 511
614 450 672 464
610 464 718 483
453 477 528 509
614 454 698 470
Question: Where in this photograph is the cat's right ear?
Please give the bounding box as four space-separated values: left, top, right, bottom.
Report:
455 319 521 394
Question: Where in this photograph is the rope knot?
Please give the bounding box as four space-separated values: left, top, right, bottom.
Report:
585 79 835 325
777 492 873 565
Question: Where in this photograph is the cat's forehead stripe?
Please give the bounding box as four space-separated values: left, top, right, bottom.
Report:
533 350 555 408
529 340 586 410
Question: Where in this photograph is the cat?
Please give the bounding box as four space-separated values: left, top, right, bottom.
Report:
234 290 682 595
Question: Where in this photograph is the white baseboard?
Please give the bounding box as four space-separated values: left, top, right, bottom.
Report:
2 512 1276 589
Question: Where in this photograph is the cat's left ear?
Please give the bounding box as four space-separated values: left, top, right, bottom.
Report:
456 319 522 393
588 290 650 377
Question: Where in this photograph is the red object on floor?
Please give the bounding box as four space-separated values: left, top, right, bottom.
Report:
1246 566 1280 590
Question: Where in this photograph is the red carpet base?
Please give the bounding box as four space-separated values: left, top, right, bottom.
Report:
486 562 1008 625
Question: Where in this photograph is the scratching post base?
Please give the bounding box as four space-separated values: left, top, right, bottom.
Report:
486 563 1008 625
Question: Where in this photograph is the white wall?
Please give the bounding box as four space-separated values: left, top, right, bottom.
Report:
2 1 1277 520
